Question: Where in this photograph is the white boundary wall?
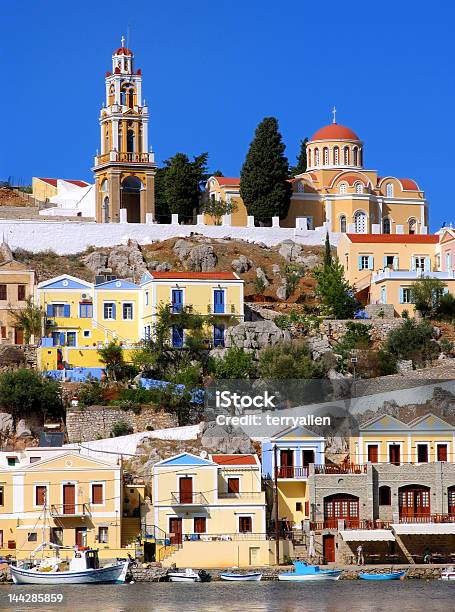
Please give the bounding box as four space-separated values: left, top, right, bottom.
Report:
2 219 341 254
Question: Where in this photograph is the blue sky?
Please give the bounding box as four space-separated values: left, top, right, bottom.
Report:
3 0 453 230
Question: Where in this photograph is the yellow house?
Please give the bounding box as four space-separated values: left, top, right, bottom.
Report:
203 177 247 226
36 274 141 370
140 271 244 349
32 178 90 203
0 447 126 560
205 118 428 233
151 452 270 567
0 259 35 344
262 427 325 528
335 233 455 315
350 413 455 466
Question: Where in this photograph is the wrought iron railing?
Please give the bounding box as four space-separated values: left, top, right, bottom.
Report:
171 492 208 505
275 466 309 479
50 503 91 517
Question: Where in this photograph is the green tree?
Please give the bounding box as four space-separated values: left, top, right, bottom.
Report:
97 341 126 381
384 319 437 364
156 152 209 222
436 292 455 320
199 195 238 226
0 369 63 419
154 166 171 223
411 277 446 318
240 117 291 223
323 232 332 269
313 259 358 319
282 263 304 299
289 137 308 176
8 297 44 344
258 341 324 379
209 347 256 379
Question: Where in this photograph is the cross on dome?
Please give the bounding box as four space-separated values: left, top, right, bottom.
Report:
121 35 125 47
332 106 337 124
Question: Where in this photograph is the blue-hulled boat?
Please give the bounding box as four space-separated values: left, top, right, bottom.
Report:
359 571 406 581
278 561 342 581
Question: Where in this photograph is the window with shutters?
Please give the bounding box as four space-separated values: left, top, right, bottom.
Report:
35 485 47 507
50 303 66 317
28 532 38 542
194 517 206 534
414 257 425 271
437 444 448 462
227 477 240 495
98 527 109 543
379 486 391 505
0 285 7 301
122 302 134 320
401 288 412 304
79 303 93 318
91 483 104 505
18 285 26 301
103 302 115 320
0 327 6 339
239 516 252 533
359 256 370 270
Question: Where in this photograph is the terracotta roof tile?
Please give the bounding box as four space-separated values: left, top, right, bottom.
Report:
149 271 239 280
211 454 257 465
311 123 360 141
214 177 240 187
346 234 438 244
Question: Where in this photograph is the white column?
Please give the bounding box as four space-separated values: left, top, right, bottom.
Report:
112 120 119 151
114 78 121 105
142 118 148 153
196 214 204 225
136 77 142 105
222 214 231 226
272 216 280 228
100 123 105 154
119 208 127 223
171 214 179 225
145 213 154 224
247 216 255 228
324 198 333 227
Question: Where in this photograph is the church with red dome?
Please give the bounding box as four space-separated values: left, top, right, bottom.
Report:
207 111 428 234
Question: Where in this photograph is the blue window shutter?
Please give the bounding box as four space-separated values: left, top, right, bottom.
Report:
358 256 363 270
383 256 387 268
424 257 431 272
112 303 116 319
368 256 374 270
399 288 404 304
393 256 399 270
63 304 70 317
46 304 53 317
411 257 416 271
59 332 65 345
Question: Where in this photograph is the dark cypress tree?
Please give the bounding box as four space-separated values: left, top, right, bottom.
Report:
240 117 291 224
289 137 309 176
324 232 332 269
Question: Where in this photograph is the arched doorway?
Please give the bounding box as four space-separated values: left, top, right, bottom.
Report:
398 485 430 520
121 176 142 223
354 211 367 234
324 493 359 528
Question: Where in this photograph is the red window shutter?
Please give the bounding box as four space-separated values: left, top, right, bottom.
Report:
0 285 6 301
304 501 309 517
227 478 239 494
18 285 26 301
35 486 46 506
194 517 206 533
92 484 103 504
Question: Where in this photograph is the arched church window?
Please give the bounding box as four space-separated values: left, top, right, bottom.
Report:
127 89 134 109
343 147 350 165
339 183 347 194
127 130 135 153
120 90 126 106
409 218 417 235
323 147 329 165
359 148 363 166
314 148 320 166
340 215 347 232
355 182 363 194
333 147 339 165
354 211 367 234
103 196 110 223
383 217 391 234
307 149 312 167
100 179 108 192
353 147 358 166
386 183 394 197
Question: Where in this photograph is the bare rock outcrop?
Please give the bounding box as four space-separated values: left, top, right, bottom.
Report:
231 255 252 274
173 240 217 272
224 320 291 351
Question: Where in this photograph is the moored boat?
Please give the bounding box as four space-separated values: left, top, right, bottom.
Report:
220 572 262 581
359 571 406 581
440 567 455 581
278 561 342 582
11 545 129 585
167 568 212 583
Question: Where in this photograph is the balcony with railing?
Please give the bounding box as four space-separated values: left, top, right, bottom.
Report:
275 466 309 479
95 151 155 166
313 464 368 475
217 491 264 501
50 503 91 518
372 268 455 283
168 303 240 316
171 492 208 506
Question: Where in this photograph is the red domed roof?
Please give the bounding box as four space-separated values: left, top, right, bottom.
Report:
311 123 360 141
114 46 132 56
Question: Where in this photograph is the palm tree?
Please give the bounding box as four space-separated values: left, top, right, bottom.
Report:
8 297 44 344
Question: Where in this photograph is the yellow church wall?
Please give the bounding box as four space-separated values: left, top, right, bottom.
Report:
32 178 57 203
282 198 324 228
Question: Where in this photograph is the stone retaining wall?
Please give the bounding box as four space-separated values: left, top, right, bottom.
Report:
66 405 178 442
321 318 403 343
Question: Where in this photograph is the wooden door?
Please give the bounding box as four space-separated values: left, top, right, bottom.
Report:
193 517 206 534
323 534 335 563
227 478 240 494
279 450 293 478
179 477 193 504
399 486 430 518
63 484 76 514
169 518 182 545
389 444 400 466
75 527 87 547
438 444 448 462
302 450 315 467
14 328 24 344
367 445 379 463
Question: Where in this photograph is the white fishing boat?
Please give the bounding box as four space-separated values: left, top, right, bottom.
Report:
167 568 211 583
441 567 455 581
278 561 342 582
11 543 129 585
220 571 262 581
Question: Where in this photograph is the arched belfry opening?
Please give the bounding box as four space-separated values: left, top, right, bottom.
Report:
121 176 142 223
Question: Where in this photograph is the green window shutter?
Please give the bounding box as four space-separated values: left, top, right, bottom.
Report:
358 256 363 270
393 256 399 270
368 256 374 270
399 288 404 304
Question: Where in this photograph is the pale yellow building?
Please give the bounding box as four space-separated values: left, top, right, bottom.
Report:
32 178 90 203
152 452 271 567
0 259 35 344
0 447 128 560
205 117 428 233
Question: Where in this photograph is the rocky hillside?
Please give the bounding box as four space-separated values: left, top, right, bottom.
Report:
13 236 324 302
